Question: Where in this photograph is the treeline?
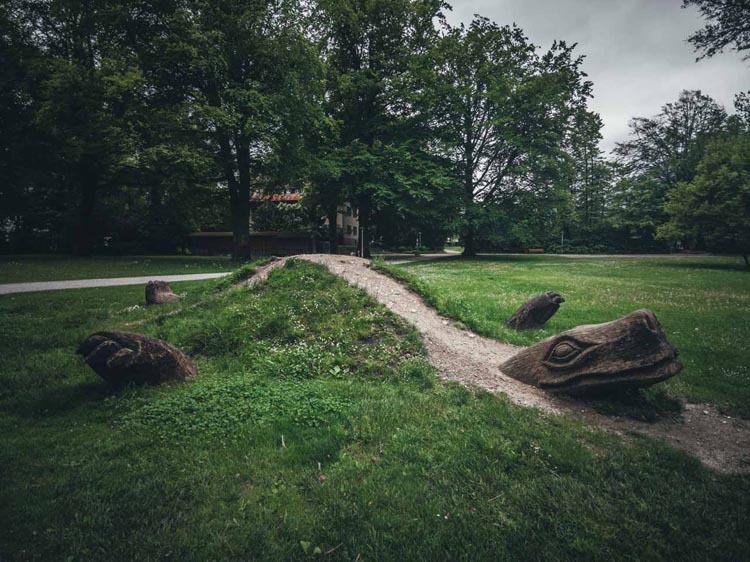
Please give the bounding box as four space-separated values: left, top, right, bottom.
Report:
1 0 748 260
573 89 750 258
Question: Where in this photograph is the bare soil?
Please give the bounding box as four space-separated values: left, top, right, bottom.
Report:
247 254 750 474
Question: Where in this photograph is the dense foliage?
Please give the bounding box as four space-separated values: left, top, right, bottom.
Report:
658 133 750 265
1 1 749 260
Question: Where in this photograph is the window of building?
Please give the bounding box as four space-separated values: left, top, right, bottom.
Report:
346 225 352 235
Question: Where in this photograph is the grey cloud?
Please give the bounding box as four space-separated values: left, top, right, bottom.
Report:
444 0 750 152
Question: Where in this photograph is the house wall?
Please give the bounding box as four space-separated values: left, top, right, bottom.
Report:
331 203 359 247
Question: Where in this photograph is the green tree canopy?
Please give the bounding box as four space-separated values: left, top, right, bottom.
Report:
614 90 727 188
428 16 595 255
658 133 750 266
609 90 727 249
314 0 451 256
176 0 325 257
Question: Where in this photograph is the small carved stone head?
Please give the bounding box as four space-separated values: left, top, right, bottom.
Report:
145 280 180 305
505 291 565 330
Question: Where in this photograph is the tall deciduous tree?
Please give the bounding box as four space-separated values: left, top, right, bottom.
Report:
429 17 594 256
2 0 229 254
614 90 727 188
4 0 146 255
611 90 726 248
316 0 448 257
173 0 324 258
0 5 52 252
567 112 611 230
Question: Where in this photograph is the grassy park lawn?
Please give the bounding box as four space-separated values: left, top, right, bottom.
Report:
0 254 238 283
1 259 750 561
380 255 750 416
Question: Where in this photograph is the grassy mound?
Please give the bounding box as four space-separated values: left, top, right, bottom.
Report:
1 260 749 561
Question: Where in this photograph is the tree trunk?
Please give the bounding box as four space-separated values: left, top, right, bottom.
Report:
743 254 749 269
233 136 252 259
147 184 163 253
74 170 98 256
358 196 371 258
461 135 476 258
231 204 251 259
461 199 477 258
327 204 339 254
462 226 476 258
216 130 245 258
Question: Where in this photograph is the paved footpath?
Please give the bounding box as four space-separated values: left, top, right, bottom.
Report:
387 252 459 265
0 272 230 295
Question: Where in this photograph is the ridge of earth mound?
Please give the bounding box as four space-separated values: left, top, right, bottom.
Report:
245 254 750 474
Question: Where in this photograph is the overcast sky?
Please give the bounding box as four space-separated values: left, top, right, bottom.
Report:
444 0 750 153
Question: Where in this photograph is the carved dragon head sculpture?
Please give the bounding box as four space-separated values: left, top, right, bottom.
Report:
501 309 682 394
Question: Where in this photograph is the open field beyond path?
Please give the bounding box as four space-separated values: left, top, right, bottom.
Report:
386 255 750 413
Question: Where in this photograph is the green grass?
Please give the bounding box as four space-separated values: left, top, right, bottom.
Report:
377 255 750 416
1 260 750 561
0 254 239 283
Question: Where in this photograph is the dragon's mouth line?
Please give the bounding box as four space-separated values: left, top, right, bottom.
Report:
537 356 682 392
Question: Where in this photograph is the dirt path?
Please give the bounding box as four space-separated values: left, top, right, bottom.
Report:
248 255 750 473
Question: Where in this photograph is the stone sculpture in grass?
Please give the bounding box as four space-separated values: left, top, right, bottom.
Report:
77 331 197 386
145 280 180 305
505 291 565 330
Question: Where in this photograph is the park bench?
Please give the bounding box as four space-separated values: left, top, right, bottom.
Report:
526 248 545 254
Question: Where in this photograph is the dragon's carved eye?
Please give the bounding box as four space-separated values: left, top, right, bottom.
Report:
551 342 579 360
543 338 594 369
